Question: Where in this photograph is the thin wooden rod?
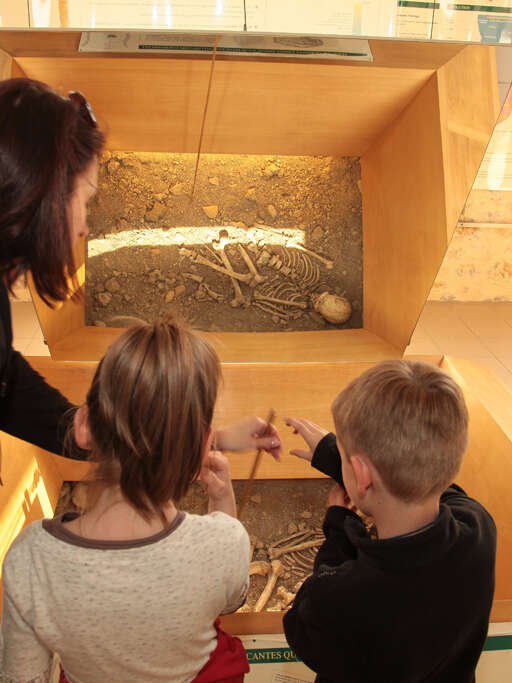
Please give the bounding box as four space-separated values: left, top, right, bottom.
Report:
190 35 218 200
237 409 276 519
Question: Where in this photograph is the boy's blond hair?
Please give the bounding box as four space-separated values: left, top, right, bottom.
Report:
332 360 468 502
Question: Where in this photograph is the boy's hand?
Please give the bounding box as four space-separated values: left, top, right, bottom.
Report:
285 417 328 462
328 483 351 508
200 451 232 501
215 417 282 461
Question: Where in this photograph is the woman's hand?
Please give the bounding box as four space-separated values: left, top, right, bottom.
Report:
215 417 282 461
284 417 328 462
200 451 237 517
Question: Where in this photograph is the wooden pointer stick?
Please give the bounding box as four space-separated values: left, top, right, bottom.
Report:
237 409 276 519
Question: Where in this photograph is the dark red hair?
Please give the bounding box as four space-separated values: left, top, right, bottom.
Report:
0 78 105 304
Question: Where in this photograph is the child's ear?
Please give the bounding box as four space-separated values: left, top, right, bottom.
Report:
202 426 214 462
74 405 92 450
350 454 372 498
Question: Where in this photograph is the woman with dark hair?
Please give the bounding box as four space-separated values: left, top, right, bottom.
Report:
0 78 105 456
0 77 282 462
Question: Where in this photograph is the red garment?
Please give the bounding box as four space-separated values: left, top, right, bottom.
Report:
192 619 249 683
59 619 248 683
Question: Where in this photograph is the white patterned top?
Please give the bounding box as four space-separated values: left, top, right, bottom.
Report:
1 510 250 683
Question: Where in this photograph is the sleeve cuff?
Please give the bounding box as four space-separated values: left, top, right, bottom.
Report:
311 433 344 487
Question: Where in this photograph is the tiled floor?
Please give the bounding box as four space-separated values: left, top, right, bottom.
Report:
9 299 512 389
405 302 512 389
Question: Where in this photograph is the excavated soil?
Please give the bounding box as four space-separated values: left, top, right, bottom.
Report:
86 152 362 332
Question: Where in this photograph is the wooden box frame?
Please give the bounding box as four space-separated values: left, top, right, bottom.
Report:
1 33 511 626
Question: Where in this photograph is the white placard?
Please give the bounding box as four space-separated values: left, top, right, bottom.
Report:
433 1 512 43
79 31 373 60
67 0 245 31
245 0 396 37
245 0 438 39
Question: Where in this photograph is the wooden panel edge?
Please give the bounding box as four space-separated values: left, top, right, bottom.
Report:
0 47 12 79
50 325 401 363
437 45 500 243
362 73 448 353
29 238 86 350
220 611 284 635
490 600 512 623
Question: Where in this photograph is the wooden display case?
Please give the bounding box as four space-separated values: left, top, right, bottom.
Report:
1 33 511 626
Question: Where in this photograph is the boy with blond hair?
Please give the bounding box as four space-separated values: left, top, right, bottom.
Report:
284 359 496 683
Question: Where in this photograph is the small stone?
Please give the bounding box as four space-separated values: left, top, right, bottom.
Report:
288 522 298 534
245 187 257 201
107 159 120 175
105 277 120 293
175 285 186 297
263 163 279 178
267 204 277 218
208 176 220 186
146 202 167 222
165 290 175 303
250 494 262 504
202 205 218 219
170 182 186 196
149 269 163 283
301 511 312 519
311 226 323 241
357 179 363 194
97 292 111 306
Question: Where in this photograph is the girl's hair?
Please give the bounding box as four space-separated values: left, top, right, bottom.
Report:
0 78 105 304
332 360 468 502
71 317 221 524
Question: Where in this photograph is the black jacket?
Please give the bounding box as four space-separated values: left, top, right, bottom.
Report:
283 434 497 683
0 280 75 455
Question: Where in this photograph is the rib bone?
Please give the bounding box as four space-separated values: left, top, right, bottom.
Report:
254 292 307 309
269 539 323 560
287 242 334 269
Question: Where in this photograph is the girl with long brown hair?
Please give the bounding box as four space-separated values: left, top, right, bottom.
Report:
1 316 281 682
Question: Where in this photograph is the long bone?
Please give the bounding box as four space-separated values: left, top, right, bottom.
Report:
254 560 284 612
219 249 248 307
181 248 253 284
238 244 266 284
